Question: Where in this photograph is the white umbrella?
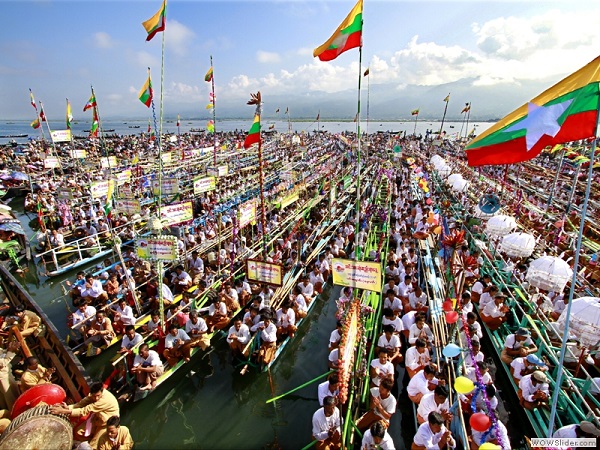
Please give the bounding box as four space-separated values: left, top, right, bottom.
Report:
447 173 463 185
431 155 444 165
451 178 469 192
525 255 573 292
485 214 517 237
499 232 536 258
557 297 600 347
438 166 452 178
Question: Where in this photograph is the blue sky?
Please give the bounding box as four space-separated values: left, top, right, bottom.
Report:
2 1 600 121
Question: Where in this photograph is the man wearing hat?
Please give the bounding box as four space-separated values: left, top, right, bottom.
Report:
500 328 538 364
518 370 550 410
553 420 600 438
510 353 547 382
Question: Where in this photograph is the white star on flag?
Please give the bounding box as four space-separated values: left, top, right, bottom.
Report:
504 99 573 151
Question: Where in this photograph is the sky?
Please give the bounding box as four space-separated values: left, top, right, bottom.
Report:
2 0 600 121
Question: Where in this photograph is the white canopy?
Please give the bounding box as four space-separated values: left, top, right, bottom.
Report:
526 255 573 292
499 232 536 258
557 297 600 348
485 214 517 237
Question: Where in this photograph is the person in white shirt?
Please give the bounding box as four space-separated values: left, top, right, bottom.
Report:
329 321 342 351
186 250 204 285
461 312 483 341
478 285 498 310
275 302 296 339
376 325 402 366
464 339 485 368
292 286 308 319
408 285 428 313
163 324 192 366
369 350 394 387
471 418 511 449
385 261 401 283
382 280 400 297
470 274 491 304
465 361 494 385
251 316 277 366
317 373 340 406
298 276 315 303
112 298 136 335
356 378 397 432
118 326 143 354
408 315 434 346
81 275 109 305
407 364 440 404
362 422 395 450
311 396 341 449
460 292 474 319
131 343 164 390
383 290 403 316
550 294 567 321
405 339 431 379
172 265 193 294
553 420 600 439
206 296 229 332
398 276 413 300
328 348 340 370
309 267 325 294
519 371 550 410
402 310 418 340
500 328 537 364
227 318 251 358
481 293 509 331
258 285 275 309
417 385 452 424
71 301 96 337
510 353 546 382
382 308 404 336
185 311 210 351
412 412 455 450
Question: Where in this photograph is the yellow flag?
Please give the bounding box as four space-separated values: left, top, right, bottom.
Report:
206 103 213 110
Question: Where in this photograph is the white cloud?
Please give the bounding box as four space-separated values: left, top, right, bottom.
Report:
256 51 282 64
107 94 122 103
165 82 201 103
135 51 160 68
165 20 195 57
93 32 114 49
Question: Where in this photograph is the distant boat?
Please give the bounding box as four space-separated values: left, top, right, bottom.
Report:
0 134 27 138
449 126 455 128
129 126 140 129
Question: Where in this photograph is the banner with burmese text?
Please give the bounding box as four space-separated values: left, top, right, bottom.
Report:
246 259 283 286
331 258 383 293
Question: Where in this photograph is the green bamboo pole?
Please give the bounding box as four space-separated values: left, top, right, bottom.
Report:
265 370 332 404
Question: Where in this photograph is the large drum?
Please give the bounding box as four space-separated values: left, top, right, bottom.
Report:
0 405 72 450
11 383 67 419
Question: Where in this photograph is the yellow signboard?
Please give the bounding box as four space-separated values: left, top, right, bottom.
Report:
331 258 383 293
159 201 193 227
280 193 299 209
136 236 178 261
246 259 283 287
193 176 216 195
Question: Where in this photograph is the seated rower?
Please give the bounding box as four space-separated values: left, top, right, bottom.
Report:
407 364 441 404
408 285 428 314
81 274 109 306
250 314 277 366
130 343 164 391
408 314 434 347
111 298 136 335
375 324 402 366
171 265 193 295
312 396 342 450
12 305 41 337
381 308 403 337
298 275 315 304
185 311 211 351
186 250 204 285
416 385 451 425
86 311 115 353
329 321 342 351
104 274 120 300
227 318 251 359
275 301 296 340
317 373 340 406
361 422 395 450
142 311 162 338
518 370 550 410
220 281 240 314
66 271 87 305
292 286 308 319
500 328 537 365
464 339 485 368
370 349 395 388
234 278 252 305
471 417 510 450
206 296 229 332
243 306 261 329
383 290 403 317
480 293 510 331
356 377 397 432
412 412 455 450
97 415 134 450
510 353 547 383
309 266 324 294
71 301 96 338
20 356 55 392
118 325 143 355
163 323 192 366
405 338 431 379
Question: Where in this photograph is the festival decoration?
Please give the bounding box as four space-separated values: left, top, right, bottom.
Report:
442 343 462 358
442 300 454 312
445 311 459 324
336 299 363 404
470 412 491 432
454 376 475 394
479 444 501 450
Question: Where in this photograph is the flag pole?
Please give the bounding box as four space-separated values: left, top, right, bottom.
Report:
29 89 45 142
413 110 419 135
38 100 64 177
547 114 599 436
439 93 450 137
354 40 363 261
545 148 566 213
465 103 471 139
365 68 370 138
210 55 217 170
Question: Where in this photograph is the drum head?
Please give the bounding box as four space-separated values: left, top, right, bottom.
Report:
0 405 72 450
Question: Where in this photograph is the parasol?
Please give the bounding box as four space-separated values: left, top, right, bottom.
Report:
556 297 600 348
447 173 463 185
9 171 29 181
499 232 536 258
451 178 469 192
485 214 517 238
525 255 573 292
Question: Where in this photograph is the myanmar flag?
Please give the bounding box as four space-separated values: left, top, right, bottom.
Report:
139 76 153 108
207 120 215 133
142 0 167 42
244 115 260 149
466 55 600 167
411 109 419 116
313 0 362 62
205 67 213 82
83 95 97 112
90 109 99 137
30 118 40 129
